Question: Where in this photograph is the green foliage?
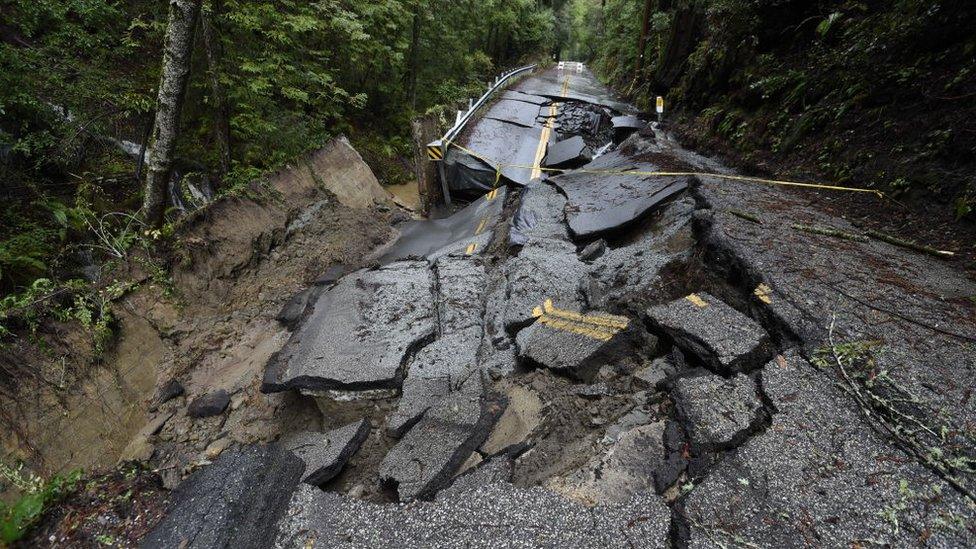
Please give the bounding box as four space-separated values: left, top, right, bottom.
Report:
0 463 82 543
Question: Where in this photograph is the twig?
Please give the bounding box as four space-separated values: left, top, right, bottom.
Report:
727 209 762 224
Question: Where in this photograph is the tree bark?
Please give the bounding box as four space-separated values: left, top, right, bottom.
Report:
143 0 203 228
201 0 231 177
636 0 654 74
405 8 422 110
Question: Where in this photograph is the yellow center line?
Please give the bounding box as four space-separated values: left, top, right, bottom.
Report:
475 216 489 235
530 76 569 180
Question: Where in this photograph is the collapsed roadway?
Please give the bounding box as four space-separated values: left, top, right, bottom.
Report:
142 65 976 548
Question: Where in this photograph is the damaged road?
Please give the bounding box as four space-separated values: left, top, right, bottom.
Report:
144 66 976 548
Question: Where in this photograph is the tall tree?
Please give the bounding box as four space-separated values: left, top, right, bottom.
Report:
142 0 202 228
200 0 231 177
635 0 653 75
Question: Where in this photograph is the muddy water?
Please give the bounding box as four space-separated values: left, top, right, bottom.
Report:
386 180 421 213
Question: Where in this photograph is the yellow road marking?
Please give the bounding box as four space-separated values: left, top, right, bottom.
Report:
686 294 708 308
529 76 568 181
754 283 773 304
485 188 499 202
532 299 629 341
465 243 478 255
475 217 489 235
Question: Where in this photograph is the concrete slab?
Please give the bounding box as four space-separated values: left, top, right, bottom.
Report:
262 261 436 395
283 419 370 486
645 292 773 374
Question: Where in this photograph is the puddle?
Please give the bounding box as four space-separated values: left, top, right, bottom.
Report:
386 180 421 213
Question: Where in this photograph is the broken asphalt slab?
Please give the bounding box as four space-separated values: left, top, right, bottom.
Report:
140 444 303 549
645 292 773 374
550 150 690 239
673 372 765 453
502 239 589 330
379 376 504 501
282 418 370 487
515 307 638 381
544 135 592 169
510 181 571 246
262 260 436 396
378 187 506 263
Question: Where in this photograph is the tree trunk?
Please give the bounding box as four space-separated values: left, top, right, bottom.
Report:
143 0 202 228
636 0 653 74
201 0 231 177
405 8 422 110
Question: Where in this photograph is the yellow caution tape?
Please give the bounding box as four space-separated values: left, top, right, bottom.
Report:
444 140 884 198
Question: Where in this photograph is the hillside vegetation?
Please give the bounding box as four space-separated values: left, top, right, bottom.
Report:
562 0 976 222
0 0 562 340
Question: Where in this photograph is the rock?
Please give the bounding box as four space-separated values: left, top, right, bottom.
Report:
152 379 184 409
515 307 634 381
205 437 233 460
577 239 606 262
120 411 174 463
306 136 392 210
645 292 772 374
379 377 503 501
141 444 303 549
684 351 976 547
575 382 611 399
274 287 316 330
187 389 230 418
673 372 764 453
283 418 370 486
262 261 436 396
633 357 673 389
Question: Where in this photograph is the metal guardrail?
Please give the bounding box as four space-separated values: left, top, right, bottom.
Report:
427 64 537 204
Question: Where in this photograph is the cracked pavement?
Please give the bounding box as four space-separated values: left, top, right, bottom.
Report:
143 66 976 548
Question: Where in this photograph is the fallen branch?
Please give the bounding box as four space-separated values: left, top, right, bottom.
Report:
865 229 955 258
792 223 868 242
727 209 762 224
829 285 976 343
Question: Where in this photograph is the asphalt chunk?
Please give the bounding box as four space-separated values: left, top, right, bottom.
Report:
544 135 592 169
262 260 436 395
673 372 764 453
283 418 370 487
379 376 503 501
645 292 773 374
515 307 634 381
551 150 689 239
141 444 303 549
503 239 588 331
275 465 670 548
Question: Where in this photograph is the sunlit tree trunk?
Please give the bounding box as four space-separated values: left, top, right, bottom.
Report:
636 0 653 74
201 0 231 177
406 7 422 110
143 0 202 228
